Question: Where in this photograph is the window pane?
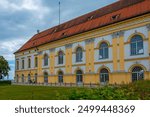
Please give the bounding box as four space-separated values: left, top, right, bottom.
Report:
131 35 143 55
76 48 83 62
99 42 108 59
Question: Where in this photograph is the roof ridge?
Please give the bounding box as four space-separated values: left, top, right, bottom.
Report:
30 0 144 41
15 0 149 53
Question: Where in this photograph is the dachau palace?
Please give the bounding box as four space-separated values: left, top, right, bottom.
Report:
14 0 150 85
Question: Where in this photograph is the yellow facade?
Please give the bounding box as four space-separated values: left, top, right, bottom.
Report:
15 14 150 85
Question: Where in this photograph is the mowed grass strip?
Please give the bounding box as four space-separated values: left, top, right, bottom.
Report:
0 85 81 100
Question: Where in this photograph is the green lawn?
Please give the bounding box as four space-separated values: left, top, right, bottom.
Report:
0 80 150 100
0 85 80 100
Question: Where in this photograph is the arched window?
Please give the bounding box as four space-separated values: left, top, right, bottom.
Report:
22 59 24 69
76 70 83 83
22 74 24 83
99 42 108 59
28 74 31 83
58 51 63 64
132 66 144 82
44 72 48 83
58 71 63 83
16 61 19 70
131 35 143 55
44 54 48 66
100 68 109 84
76 47 83 62
28 58 31 68
35 57 38 67
34 73 37 83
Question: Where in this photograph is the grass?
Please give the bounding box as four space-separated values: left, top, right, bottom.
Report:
0 85 80 100
0 80 150 100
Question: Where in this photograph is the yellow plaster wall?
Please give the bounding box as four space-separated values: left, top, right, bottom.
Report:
65 47 72 74
112 37 118 71
119 35 125 71
50 52 55 74
14 14 150 85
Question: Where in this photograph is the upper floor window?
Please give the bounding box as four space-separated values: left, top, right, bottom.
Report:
16 61 19 70
131 35 143 55
28 58 31 68
58 51 63 64
99 42 108 59
35 57 38 67
76 47 83 62
22 59 24 69
44 54 48 66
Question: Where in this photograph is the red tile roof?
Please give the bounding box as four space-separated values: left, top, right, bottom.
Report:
15 0 150 53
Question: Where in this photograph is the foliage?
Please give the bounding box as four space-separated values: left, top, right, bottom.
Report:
0 80 11 86
0 80 149 100
0 56 10 79
68 80 150 100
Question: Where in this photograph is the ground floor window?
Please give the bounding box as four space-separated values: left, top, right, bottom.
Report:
132 66 144 82
76 70 83 84
34 73 37 83
100 68 109 84
16 75 19 83
58 71 63 83
28 74 31 83
22 74 24 83
44 72 48 83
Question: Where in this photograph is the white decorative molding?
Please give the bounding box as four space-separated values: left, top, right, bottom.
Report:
111 32 119 38
50 48 55 52
146 24 150 31
118 31 124 37
65 44 72 49
85 38 95 44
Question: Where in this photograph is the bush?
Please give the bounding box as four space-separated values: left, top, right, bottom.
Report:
68 80 150 100
0 80 11 86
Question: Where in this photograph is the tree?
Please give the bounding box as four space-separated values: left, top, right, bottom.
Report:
0 56 10 80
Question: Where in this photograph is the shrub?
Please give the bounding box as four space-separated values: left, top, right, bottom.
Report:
0 80 11 86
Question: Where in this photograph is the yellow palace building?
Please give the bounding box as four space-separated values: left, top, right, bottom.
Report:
14 0 150 85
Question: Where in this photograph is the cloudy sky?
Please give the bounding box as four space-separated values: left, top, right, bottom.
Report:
0 0 117 79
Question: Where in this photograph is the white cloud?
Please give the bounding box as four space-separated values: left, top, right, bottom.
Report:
0 38 27 61
0 0 50 19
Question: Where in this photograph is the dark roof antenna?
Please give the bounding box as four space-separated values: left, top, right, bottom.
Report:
37 30 40 34
59 1 61 25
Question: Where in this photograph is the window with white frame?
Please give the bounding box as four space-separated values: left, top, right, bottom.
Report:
21 74 24 83
132 66 144 82
99 42 109 59
22 59 24 69
44 54 48 66
76 47 83 62
35 57 38 67
58 51 63 64
76 70 83 83
100 68 109 84
44 72 48 83
28 58 31 68
58 71 63 83
16 60 19 70
131 35 144 55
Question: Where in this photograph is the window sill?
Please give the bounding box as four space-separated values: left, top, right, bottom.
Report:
130 53 144 56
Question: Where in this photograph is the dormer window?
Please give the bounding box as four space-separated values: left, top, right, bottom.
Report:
111 14 120 20
88 16 94 21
